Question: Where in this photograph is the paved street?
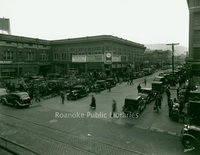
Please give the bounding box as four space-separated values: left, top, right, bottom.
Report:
0 71 199 155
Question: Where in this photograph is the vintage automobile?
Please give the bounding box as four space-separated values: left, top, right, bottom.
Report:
138 88 155 104
94 80 107 90
122 95 146 116
181 124 200 149
90 84 101 92
105 78 116 87
154 76 167 85
187 90 200 125
152 81 165 93
0 88 8 98
0 92 31 108
67 85 88 100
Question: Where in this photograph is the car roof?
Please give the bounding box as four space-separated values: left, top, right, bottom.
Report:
152 81 163 84
106 78 114 80
74 85 84 88
140 88 152 91
96 80 105 82
155 76 164 79
11 92 28 95
125 95 141 100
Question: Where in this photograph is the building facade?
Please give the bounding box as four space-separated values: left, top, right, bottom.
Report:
187 0 200 76
50 35 146 75
0 34 145 78
0 34 51 78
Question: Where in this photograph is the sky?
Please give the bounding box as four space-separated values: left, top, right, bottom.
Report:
0 0 189 47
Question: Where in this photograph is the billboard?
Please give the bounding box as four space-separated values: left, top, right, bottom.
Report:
87 54 103 62
72 55 86 62
0 18 10 33
112 56 121 62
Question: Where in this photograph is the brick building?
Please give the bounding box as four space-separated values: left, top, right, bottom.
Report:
50 35 146 75
0 34 145 77
187 0 200 76
0 34 51 77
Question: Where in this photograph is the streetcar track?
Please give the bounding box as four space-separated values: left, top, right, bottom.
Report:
0 112 147 155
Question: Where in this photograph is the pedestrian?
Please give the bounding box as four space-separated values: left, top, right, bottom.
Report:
111 100 117 117
107 83 111 92
35 89 41 102
165 86 171 103
29 90 34 101
130 74 134 85
60 90 65 104
144 77 147 86
90 95 96 109
137 84 141 93
156 92 163 109
168 98 173 117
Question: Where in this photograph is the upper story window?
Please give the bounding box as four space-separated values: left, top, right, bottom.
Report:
194 0 200 6
194 13 200 26
27 51 35 60
41 53 48 61
54 53 59 60
194 30 200 42
3 49 14 60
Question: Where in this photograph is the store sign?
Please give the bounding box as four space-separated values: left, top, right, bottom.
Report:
87 54 103 62
121 55 127 62
72 55 86 62
0 61 12 64
112 56 121 62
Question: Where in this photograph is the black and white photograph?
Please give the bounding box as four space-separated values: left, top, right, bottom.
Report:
0 0 200 154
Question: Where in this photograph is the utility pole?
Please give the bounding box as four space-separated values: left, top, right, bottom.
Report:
166 43 179 75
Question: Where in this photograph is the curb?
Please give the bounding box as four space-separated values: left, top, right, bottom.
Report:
0 136 41 155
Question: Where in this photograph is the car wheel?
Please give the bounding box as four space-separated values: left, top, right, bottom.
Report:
182 136 195 149
14 103 18 109
1 99 6 104
127 105 133 112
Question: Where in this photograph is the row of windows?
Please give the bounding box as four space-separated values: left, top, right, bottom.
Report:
194 13 200 26
2 51 48 61
55 46 142 54
4 41 49 48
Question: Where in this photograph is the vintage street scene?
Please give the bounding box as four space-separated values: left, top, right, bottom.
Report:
0 0 200 155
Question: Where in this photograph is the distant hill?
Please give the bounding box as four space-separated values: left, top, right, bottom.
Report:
144 44 188 55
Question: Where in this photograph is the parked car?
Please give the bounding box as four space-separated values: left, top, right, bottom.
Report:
181 124 200 149
67 85 88 100
154 76 167 85
106 78 116 87
94 80 107 90
0 92 31 108
138 88 155 104
152 81 165 93
0 88 8 98
122 95 146 116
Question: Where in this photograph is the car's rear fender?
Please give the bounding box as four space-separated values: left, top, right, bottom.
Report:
182 134 200 144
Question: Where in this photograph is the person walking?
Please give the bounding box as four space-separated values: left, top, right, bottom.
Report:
137 84 141 93
166 86 171 103
168 98 173 117
60 90 65 104
156 92 163 109
144 77 147 86
111 100 117 117
35 89 41 102
90 95 96 109
107 83 111 92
